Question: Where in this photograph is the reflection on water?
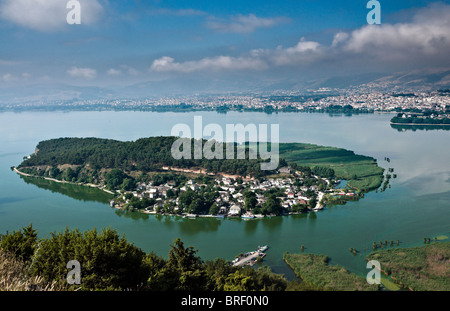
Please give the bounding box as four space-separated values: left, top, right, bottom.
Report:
111 211 291 236
178 217 222 235
391 124 450 132
415 189 450 202
20 175 113 204
0 196 35 207
114 208 150 222
263 216 284 230
308 212 317 221
243 219 259 236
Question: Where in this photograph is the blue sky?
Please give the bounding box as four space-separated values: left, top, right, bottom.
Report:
0 0 450 92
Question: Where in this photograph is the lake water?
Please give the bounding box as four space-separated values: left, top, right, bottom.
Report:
0 111 449 280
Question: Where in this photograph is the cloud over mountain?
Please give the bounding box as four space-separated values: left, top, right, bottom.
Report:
67 66 96 79
150 3 450 75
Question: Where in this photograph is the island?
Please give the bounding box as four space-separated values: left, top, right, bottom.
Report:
391 112 450 126
391 123 450 132
14 137 385 218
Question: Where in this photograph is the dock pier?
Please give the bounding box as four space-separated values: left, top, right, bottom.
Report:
231 245 268 267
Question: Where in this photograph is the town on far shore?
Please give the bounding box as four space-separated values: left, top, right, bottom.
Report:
110 166 361 219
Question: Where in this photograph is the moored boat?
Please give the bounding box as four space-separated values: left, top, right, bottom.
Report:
257 245 269 252
242 212 255 219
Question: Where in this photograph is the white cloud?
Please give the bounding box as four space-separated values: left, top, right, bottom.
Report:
1 72 34 82
147 8 206 17
257 38 325 67
107 68 121 76
2 73 15 82
120 65 139 76
285 40 321 53
150 37 325 73
106 65 139 77
206 14 289 34
67 66 96 79
340 3 450 60
151 55 268 73
332 32 350 47
151 3 450 75
0 0 104 32
0 59 21 66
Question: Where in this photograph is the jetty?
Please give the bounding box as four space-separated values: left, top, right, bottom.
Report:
232 245 269 267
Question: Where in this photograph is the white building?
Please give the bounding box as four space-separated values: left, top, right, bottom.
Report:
228 204 241 216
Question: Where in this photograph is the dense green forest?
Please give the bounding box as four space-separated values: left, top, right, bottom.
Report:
19 137 278 179
0 225 318 291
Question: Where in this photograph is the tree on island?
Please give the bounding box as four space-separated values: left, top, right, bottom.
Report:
209 203 220 215
243 190 257 212
261 193 283 215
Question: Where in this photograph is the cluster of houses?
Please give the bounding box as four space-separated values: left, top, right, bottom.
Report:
111 167 351 218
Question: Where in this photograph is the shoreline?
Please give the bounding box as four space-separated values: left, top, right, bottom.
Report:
390 122 450 126
13 167 116 195
13 167 311 218
115 202 310 219
13 167 359 219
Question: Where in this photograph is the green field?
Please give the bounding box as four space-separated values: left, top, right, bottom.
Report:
367 241 450 291
278 143 385 191
283 252 379 291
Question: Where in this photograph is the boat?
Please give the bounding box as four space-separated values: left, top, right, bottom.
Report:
216 214 225 218
186 214 198 218
257 245 269 252
241 212 255 219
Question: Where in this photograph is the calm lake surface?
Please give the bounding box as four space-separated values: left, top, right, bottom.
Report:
0 111 449 279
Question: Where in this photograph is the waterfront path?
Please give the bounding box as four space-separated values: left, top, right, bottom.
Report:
314 192 325 210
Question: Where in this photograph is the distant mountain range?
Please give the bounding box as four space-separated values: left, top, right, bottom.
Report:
1 68 449 104
351 68 450 92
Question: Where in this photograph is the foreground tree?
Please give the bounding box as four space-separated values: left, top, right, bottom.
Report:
146 238 208 290
0 224 38 262
29 227 149 290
